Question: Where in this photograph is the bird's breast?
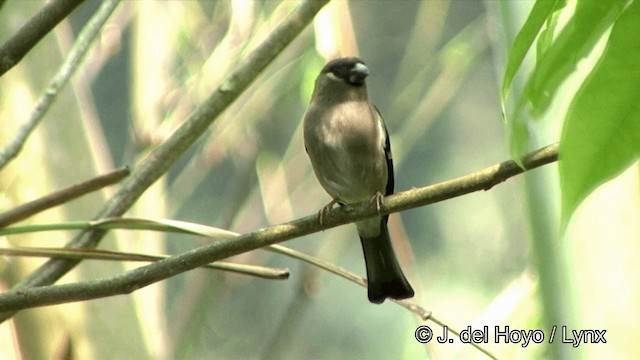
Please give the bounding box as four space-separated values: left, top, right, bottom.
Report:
303 102 387 203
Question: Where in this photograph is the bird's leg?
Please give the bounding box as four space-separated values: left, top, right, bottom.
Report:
318 199 338 228
370 191 385 213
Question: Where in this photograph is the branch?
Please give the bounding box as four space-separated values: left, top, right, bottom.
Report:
0 0 121 170
0 143 558 312
0 247 289 280
0 0 86 76
0 167 129 228
0 0 329 322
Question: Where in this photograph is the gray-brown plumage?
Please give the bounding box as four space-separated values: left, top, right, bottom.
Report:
303 57 414 304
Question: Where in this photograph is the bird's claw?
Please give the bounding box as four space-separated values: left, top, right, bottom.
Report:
318 199 338 228
370 192 384 212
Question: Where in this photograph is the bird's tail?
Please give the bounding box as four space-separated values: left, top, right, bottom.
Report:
359 220 414 304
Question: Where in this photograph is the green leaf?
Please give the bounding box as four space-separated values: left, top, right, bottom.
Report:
508 111 530 168
560 0 640 229
523 0 624 118
501 0 562 104
535 2 562 60
502 0 565 163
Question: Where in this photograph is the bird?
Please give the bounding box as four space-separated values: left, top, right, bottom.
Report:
303 57 415 304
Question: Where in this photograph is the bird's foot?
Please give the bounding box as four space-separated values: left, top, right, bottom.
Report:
317 199 338 228
370 191 385 213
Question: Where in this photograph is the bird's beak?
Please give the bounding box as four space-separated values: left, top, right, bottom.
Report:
349 63 369 85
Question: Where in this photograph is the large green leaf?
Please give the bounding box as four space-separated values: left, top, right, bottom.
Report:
507 0 625 162
523 0 624 117
501 0 562 104
560 0 640 229
502 0 564 166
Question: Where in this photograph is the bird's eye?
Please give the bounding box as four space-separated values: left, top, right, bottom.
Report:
326 71 341 81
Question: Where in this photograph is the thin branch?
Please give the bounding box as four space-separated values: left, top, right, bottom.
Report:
388 142 558 213
0 0 121 170
0 167 129 228
0 143 558 313
0 168 129 229
0 0 86 76
0 247 289 280
0 0 329 323
268 244 433 318
268 246 496 358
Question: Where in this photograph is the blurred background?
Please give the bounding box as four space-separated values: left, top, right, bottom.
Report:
0 0 638 359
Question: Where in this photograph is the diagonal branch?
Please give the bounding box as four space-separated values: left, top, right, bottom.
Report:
0 247 289 280
0 143 558 313
0 0 330 322
0 0 86 76
0 167 129 228
0 0 120 170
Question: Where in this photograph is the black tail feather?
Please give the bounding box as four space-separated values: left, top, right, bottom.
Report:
359 220 414 304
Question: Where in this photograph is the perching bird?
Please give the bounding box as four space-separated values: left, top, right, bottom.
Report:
303 57 415 304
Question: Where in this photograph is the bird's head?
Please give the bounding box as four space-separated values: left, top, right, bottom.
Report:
311 57 370 103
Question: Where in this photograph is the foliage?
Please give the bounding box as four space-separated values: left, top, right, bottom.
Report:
502 0 640 227
0 1 637 359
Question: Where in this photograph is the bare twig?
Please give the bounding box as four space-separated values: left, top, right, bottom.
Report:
0 143 558 313
268 244 433 318
0 0 329 323
0 247 289 280
0 0 121 169
0 0 86 76
0 167 129 228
